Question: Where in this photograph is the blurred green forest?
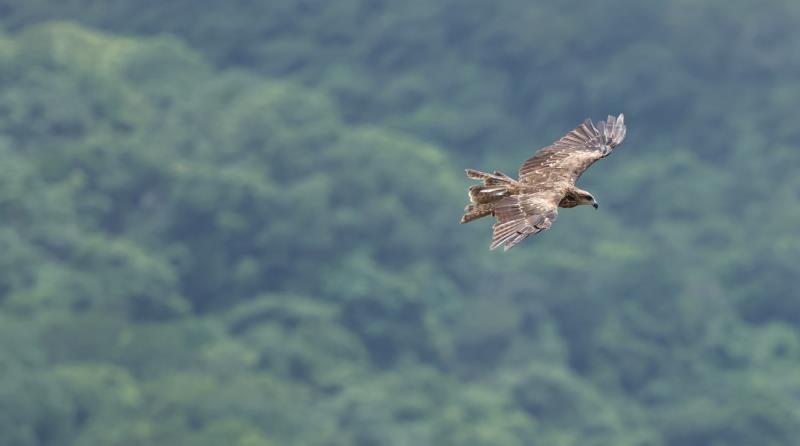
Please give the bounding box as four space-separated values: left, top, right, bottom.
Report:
0 1 800 445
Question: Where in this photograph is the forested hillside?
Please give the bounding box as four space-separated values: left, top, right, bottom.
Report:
0 2 799 445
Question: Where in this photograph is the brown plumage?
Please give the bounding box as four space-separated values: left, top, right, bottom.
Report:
461 114 627 251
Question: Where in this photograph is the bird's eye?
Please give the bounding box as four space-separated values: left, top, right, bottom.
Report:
584 195 593 200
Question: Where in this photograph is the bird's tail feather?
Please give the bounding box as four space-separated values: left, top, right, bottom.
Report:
460 203 493 223
465 169 516 184
460 169 519 223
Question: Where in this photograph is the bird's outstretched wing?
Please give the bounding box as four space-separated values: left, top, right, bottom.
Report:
490 193 559 251
518 114 626 185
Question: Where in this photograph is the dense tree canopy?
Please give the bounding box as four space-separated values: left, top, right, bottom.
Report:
0 1 799 445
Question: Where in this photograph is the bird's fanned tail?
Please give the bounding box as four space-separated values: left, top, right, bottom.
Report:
460 169 519 224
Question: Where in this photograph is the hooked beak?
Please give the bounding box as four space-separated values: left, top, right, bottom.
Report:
592 201 599 209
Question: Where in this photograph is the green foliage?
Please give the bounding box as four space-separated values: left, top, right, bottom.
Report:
0 2 799 444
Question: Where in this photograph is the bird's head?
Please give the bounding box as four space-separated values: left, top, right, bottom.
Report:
575 190 599 209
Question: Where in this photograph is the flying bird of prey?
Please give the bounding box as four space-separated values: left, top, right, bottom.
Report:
460 114 627 251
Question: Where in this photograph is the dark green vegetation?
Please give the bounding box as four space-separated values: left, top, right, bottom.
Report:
0 1 799 444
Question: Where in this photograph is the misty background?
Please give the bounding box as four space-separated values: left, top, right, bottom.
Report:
0 1 799 445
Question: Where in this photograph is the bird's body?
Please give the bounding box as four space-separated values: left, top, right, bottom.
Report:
461 114 627 251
